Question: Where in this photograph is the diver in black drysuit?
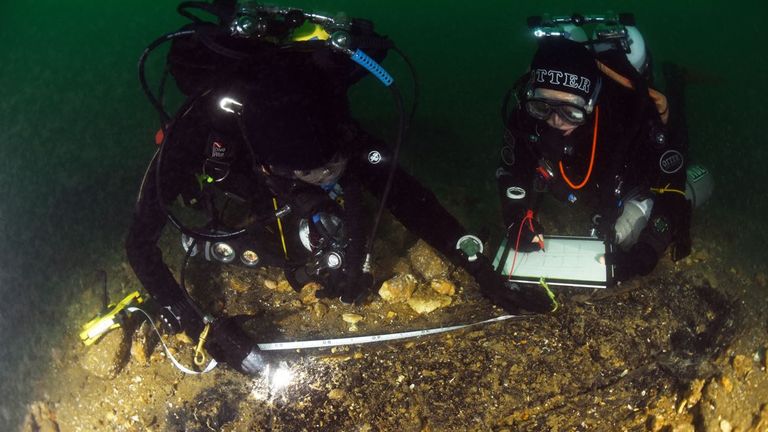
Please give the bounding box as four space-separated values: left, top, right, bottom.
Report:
497 38 692 283
126 30 550 375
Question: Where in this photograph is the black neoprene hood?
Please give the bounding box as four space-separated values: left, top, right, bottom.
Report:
529 38 600 101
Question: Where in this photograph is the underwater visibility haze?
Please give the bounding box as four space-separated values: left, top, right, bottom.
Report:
1 0 767 430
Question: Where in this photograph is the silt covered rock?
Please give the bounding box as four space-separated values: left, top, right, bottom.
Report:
379 273 417 303
130 320 158 366
407 286 452 314
407 240 450 280
80 326 132 379
21 401 60 432
430 278 456 296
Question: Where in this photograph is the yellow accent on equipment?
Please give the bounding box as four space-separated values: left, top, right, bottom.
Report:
273 197 289 259
194 322 211 367
79 291 144 346
651 183 686 197
290 22 331 41
538 277 559 312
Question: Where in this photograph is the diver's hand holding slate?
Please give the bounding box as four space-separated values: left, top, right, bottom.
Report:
465 253 552 314
507 210 545 252
603 242 658 282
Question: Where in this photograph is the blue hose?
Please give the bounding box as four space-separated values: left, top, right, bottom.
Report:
351 49 394 87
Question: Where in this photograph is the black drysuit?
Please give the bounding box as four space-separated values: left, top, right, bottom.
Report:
125 96 472 337
497 64 691 281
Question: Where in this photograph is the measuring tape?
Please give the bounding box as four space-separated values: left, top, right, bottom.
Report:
127 307 524 374
257 314 522 351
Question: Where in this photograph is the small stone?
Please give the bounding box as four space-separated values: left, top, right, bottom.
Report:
228 277 250 293
342 313 363 324
756 272 767 287
312 303 328 320
764 347 768 371
276 279 294 293
327 389 346 400
703 270 720 288
719 419 732 432
379 274 417 303
756 404 768 430
131 320 158 366
21 402 59 432
343 313 363 332
176 332 194 345
264 279 278 289
672 424 695 432
720 376 733 393
300 283 321 304
386 311 397 319
430 279 456 296
732 354 752 377
679 379 705 411
407 287 451 314
647 414 664 432
407 240 450 280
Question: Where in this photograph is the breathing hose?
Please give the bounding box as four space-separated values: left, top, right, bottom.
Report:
151 87 250 242
365 83 405 259
391 46 419 129
138 29 197 123
139 5 418 270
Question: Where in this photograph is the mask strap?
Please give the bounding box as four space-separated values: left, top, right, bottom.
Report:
584 76 602 114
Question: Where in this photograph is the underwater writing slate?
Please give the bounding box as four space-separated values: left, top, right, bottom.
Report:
493 236 608 288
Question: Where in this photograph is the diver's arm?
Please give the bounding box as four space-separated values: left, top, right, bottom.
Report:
125 129 267 373
322 174 372 302
498 108 540 226
353 131 553 313
125 156 188 306
633 132 690 271
125 129 206 337
497 109 545 253
338 175 367 273
354 139 467 257
606 112 690 280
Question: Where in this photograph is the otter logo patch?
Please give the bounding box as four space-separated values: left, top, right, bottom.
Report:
659 150 684 174
367 150 382 165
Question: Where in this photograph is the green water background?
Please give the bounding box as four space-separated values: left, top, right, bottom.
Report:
0 1 765 429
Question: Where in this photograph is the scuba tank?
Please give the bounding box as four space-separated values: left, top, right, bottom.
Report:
684 163 714 208
528 13 650 77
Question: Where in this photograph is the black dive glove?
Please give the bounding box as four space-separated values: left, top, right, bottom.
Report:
604 242 658 283
465 254 553 314
338 271 374 304
316 270 374 304
205 316 266 375
508 210 545 252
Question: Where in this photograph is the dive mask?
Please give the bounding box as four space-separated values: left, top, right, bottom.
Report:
525 98 588 125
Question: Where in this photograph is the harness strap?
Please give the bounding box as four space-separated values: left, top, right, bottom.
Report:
597 61 669 124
